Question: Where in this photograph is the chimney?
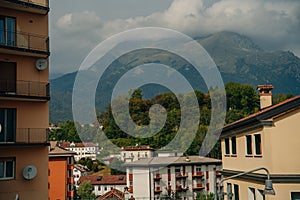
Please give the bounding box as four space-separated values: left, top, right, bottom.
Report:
257 85 274 109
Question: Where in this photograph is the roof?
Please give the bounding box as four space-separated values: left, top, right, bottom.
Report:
59 141 98 148
98 188 124 200
125 156 221 167
74 164 90 172
78 175 126 185
121 145 154 151
49 141 76 157
221 95 300 136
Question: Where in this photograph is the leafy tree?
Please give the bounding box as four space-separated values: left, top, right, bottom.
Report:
77 180 95 199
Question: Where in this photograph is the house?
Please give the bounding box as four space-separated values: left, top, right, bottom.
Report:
78 174 127 197
59 141 99 161
125 156 222 199
97 188 125 200
120 145 154 163
0 0 50 199
48 141 76 200
73 164 89 187
220 85 300 200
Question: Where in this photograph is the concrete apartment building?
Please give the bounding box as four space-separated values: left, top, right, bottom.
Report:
49 141 76 200
0 0 50 199
120 145 154 163
220 85 300 200
125 156 222 199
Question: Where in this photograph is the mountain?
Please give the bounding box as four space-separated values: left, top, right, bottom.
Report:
50 31 300 123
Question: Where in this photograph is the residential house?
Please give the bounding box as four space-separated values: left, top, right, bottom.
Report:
120 145 154 163
0 0 50 199
125 156 222 199
79 174 127 197
73 163 89 187
59 141 99 161
49 141 76 200
220 85 300 200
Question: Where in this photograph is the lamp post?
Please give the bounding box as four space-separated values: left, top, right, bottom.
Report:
217 167 275 200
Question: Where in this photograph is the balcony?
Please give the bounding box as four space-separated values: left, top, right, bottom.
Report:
0 128 49 145
192 184 205 191
129 186 133 193
176 185 189 192
67 177 74 184
154 173 162 180
0 30 50 57
67 190 74 197
154 186 162 194
0 80 50 101
67 164 74 170
192 172 204 178
129 174 133 181
0 0 49 14
176 172 188 179
216 171 222 177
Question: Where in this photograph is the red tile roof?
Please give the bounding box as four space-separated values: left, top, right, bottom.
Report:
222 95 300 133
59 142 98 148
121 145 154 151
78 175 126 185
98 188 124 200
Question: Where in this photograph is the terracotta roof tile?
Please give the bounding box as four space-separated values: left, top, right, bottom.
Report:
121 145 154 151
99 188 125 200
59 142 98 148
79 175 126 185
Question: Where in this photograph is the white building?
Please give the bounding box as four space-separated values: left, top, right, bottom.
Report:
120 145 154 163
73 164 89 187
125 156 222 199
78 174 126 197
59 142 99 161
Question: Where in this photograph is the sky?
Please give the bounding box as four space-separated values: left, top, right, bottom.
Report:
49 0 300 76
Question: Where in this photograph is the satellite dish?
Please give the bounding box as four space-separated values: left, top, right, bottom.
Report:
23 165 37 180
35 58 48 71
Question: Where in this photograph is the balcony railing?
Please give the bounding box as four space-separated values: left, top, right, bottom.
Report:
0 29 49 56
192 184 205 190
15 128 49 144
154 173 162 180
0 0 49 14
154 186 162 193
0 80 50 100
192 172 204 177
176 172 188 179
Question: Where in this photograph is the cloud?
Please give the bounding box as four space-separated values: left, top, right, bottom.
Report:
51 0 300 74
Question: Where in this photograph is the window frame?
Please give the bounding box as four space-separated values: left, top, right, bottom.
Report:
0 157 15 180
225 138 230 155
231 136 237 155
254 134 262 156
246 135 253 156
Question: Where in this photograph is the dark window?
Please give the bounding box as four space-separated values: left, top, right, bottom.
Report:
0 158 15 180
246 135 252 155
0 62 16 93
0 16 16 46
291 192 300 200
225 138 230 154
0 108 16 143
167 167 171 174
231 136 237 155
255 134 262 155
234 184 239 200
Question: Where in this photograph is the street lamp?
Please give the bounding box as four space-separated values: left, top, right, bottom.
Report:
217 167 275 200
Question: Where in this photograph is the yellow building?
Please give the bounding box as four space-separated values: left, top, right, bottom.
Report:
0 0 50 199
220 86 300 200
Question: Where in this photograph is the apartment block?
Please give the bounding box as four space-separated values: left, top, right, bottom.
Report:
125 156 222 199
120 145 154 163
0 0 50 199
220 87 300 200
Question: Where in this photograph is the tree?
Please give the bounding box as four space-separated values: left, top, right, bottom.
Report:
77 180 95 199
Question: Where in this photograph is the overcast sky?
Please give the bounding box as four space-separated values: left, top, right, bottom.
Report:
49 0 300 75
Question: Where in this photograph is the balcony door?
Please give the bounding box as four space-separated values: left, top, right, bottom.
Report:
0 16 16 46
0 108 16 143
0 62 16 93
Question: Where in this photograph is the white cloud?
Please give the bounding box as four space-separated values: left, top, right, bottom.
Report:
51 0 300 74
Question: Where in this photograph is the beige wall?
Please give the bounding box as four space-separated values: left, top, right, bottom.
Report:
0 146 48 200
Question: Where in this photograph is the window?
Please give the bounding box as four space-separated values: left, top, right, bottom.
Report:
175 167 181 174
145 152 148 157
257 189 265 200
98 186 101 191
246 135 252 155
248 187 256 200
234 184 239 200
227 183 233 199
255 134 262 155
196 166 201 172
167 167 171 174
0 158 15 180
0 16 16 46
291 192 300 200
137 152 140 158
104 186 107 191
129 181 133 186
225 138 230 155
0 108 16 143
231 136 237 155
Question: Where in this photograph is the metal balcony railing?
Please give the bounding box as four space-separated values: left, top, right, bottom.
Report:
0 80 50 99
0 29 49 55
0 128 49 144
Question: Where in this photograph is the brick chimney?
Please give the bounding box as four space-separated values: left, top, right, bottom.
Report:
257 85 274 109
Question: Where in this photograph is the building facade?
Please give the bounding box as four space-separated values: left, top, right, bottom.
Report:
73 163 89 187
60 141 99 161
126 156 222 199
0 0 50 199
120 145 154 163
220 91 300 200
49 141 76 200
79 174 127 197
